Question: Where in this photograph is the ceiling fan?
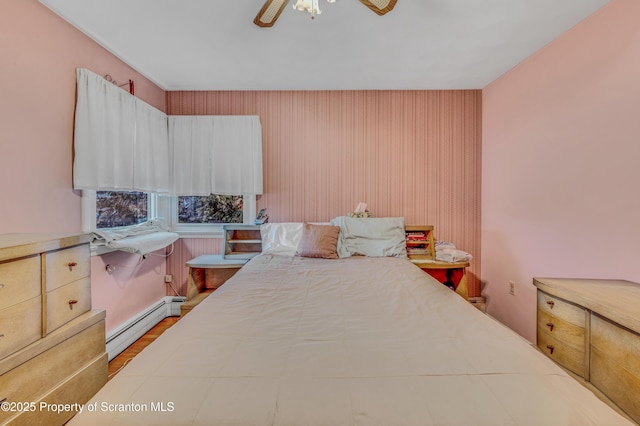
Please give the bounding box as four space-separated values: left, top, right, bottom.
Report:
254 0 397 27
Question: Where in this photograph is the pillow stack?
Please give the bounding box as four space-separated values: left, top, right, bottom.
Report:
260 217 407 259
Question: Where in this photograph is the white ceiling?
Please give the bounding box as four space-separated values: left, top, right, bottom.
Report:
39 0 610 91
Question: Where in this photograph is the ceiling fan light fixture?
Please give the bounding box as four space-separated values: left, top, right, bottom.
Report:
255 0 394 27
292 0 336 19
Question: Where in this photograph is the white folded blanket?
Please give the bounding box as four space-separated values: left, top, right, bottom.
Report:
436 248 473 263
435 240 457 251
92 219 179 255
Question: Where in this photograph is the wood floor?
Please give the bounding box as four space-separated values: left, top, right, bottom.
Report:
107 316 180 380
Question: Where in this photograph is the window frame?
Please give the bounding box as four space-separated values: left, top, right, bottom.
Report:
82 190 257 239
81 190 161 233
169 194 257 238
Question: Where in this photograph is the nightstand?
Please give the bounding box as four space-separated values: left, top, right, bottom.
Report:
410 259 470 298
181 255 248 316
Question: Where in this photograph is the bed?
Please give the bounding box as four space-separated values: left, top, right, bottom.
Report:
68 220 633 425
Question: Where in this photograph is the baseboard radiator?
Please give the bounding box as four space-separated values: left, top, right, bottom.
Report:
105 296 186 361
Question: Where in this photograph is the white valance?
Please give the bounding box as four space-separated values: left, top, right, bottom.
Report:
134 100 171 192
169 116 263 196
73 68 263 197
73 68 170 193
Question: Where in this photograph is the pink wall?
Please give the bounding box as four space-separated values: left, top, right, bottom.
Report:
482 0 640 341
1 0 167 332
166 91 482 296
91 252 167 332
1 0 165 233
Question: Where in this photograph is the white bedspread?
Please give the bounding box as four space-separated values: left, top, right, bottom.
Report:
69 255 632 425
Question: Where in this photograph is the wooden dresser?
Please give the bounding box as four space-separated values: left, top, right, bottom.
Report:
0 234 107 426
534 277 640 424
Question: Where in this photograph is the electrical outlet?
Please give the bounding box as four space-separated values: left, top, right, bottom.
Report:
164 274 173 283
509 280 516 296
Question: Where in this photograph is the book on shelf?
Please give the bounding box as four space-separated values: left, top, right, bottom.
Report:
404 225 435 259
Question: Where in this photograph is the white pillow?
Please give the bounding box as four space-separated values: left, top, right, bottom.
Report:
330 216 407 258
260 223 303 256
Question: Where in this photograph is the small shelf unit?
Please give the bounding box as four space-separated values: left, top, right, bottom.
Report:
405 225 435 260
223 224 262 260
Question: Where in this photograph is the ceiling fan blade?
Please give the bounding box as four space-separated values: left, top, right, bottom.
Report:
358 0 397 16
254 0 290 27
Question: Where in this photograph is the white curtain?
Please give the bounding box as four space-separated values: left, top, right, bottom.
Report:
169 116 263 196
134 100 170 192
73 68 170 192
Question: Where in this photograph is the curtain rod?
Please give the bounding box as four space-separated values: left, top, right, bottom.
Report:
104 74 135 95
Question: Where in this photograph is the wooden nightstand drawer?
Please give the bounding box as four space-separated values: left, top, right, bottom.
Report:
45 244 91 292
590 314 640 423
46 277 91 333
0 255 41 310
0 297 42 359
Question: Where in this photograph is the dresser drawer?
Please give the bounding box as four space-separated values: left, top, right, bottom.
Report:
537 329 586 377
0 297 42 359
46 277 91 334
0 255 41 310
5 353 108 426
536 291 587 377
537 308 585 349
590 314 640 423
45 244 90 292
0 320 106 425
536 291 585 326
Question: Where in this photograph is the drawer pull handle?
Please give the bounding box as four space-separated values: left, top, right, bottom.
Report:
68 299 78 309
0 283 4 289
0 334 4 338
67 262 78 271
546 300 555 308
546 322 554 332
0 397 6 404
546 344 555 355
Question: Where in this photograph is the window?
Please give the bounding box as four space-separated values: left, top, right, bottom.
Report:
96 191 149 228
172 194 256 236
82 190 170 255
74 74 262 236
81 190 161 233
178 195 243 224
82 191 255 236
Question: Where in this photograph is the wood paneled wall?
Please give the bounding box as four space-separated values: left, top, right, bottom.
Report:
166 90 482 296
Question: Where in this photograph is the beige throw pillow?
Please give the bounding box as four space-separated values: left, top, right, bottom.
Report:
296 224 340 259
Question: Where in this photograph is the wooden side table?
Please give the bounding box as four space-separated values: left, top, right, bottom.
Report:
410 259 470 298
182 254 248 316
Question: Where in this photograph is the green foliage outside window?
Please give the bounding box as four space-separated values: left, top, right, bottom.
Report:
178 194 243 224
96 191 148 228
